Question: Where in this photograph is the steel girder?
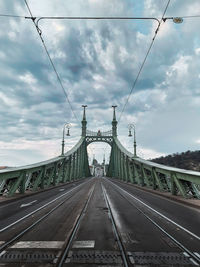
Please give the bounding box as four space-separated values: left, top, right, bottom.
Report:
107 137 200 199
0 137 91 197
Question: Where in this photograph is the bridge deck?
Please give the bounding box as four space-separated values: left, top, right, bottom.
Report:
0 177 199 266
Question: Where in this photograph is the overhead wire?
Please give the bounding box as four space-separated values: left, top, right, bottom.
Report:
0 14 25 18
23 0 79 123
118 0 171 123
2 1 199 124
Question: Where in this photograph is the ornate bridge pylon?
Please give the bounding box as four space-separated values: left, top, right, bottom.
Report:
0 106 200 199
82 105 116 146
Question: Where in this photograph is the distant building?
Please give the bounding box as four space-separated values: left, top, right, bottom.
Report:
0 166 7 170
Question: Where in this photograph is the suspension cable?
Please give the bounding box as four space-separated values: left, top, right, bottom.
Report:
118 0 171 123
23 0 79 123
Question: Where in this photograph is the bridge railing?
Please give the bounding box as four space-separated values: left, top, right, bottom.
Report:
0 137 91 197
107 137 200 199
86 129 112 136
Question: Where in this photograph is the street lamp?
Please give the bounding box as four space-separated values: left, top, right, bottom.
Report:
61 123 71 156
128 123 137 157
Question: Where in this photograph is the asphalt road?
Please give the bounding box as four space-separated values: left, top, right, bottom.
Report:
0 177 199 266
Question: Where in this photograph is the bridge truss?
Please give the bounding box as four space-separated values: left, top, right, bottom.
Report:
0 106 200 199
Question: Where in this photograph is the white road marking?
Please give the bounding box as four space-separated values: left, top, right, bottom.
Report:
59 189 65 191
195 253 200 259
106 179 200 241
0 180 90 233
10 241 64 249
20 200 37 208
189 258 199 266
183 252 189 257
0 250 6 257
72 240 95 248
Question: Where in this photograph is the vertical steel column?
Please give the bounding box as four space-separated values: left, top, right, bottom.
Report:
116 147 121 178
63 159 70 182
122 154 127 182
120 151 123 179
125 156 130 182
127 159 133 183
121 152 125 181
76 148 80 179
79 146 84 178
70 154 75 181
112 142 117 178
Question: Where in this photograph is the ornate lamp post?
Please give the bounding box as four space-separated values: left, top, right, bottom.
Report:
61 123 71 156
128 123 137 157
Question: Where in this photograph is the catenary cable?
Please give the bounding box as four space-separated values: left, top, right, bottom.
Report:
23 0 79 123
0 14 25 18
118 0 171 123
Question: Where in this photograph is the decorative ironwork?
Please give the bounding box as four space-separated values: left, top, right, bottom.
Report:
86 130 112 137
1 105 200 199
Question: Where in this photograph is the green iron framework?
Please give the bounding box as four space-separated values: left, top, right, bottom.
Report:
0 106 200 198
0 137 90 197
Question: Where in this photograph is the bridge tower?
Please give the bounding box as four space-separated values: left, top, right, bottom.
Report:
112 105 118 137
81 105 87 137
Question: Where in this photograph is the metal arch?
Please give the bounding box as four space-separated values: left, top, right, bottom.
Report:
85 136 113 146
1 120 200 199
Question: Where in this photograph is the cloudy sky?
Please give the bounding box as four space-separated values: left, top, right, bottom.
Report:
0 0 200 166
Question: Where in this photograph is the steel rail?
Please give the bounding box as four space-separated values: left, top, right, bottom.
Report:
0 180 93 254
0 179 90 233
101 183 129 267
56 184 95 267
105 179 200 265
106 178 200 241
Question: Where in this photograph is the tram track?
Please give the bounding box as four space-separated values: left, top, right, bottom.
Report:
104 178 200 266
108 178 200 240
0 177 199 266
0 179 91 234
101 183 129 267
56 179 129 267
0 180 94 259
56 184 95 266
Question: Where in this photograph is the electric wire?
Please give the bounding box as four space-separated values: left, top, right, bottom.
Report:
118 0 171 123
0 14 25 18
1 14 200 21
161 15 200 21
23 0 79 123
34 16 160 27
2 1 198 123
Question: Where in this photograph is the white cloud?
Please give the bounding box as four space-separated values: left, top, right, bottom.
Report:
0 0 200 167
19 72 37 85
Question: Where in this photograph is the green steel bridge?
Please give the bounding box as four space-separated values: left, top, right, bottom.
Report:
0 106 200 199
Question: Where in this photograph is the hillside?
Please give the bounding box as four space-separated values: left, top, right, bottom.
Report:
151 150 200 172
